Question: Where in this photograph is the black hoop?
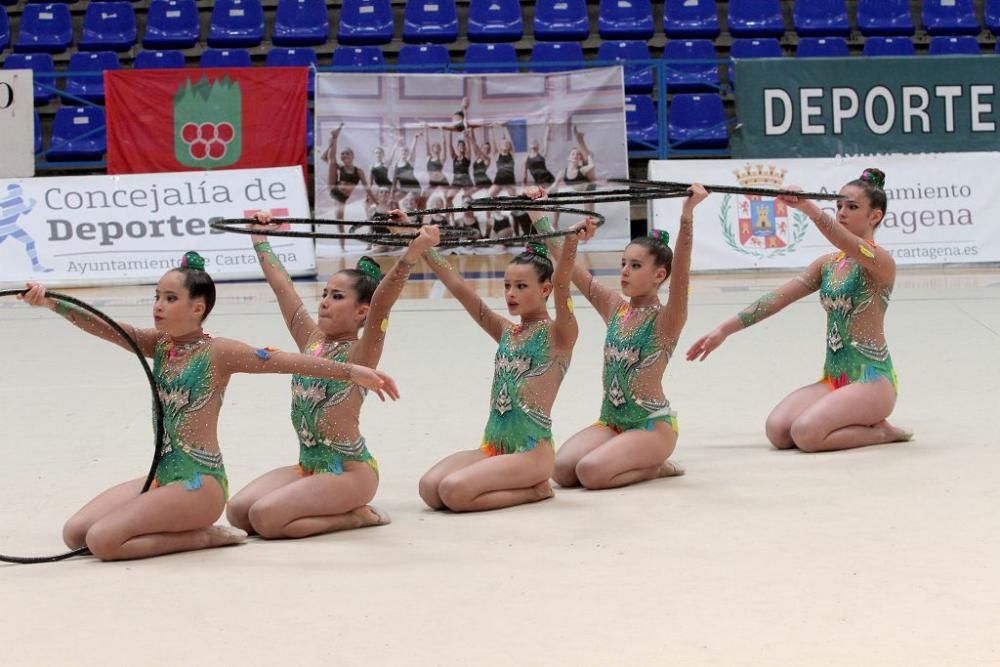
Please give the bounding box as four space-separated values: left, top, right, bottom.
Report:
611 178 847 201
0 289 165 565
210 218 478 242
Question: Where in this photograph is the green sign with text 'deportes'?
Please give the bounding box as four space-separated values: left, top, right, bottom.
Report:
731 56 1000 158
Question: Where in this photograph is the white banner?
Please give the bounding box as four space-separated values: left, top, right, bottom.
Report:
651 153 1000 270
0 167 315 288
0 70 36 178
314 67 631 256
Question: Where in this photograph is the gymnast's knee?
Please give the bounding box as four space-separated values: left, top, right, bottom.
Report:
789 417 825 453
418 474 446 510
765 414 796 450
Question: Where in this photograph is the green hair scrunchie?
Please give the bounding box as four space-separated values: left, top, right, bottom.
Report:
181 251 206 271
356 256 383 281
525 241 549 259
649 228 670 246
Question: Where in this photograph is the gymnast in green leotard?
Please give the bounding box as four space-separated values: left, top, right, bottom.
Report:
19 254 397 560
687 168 911 452
415 195 596 512
541 185 708 490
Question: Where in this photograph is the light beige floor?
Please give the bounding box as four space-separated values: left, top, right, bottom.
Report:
1 259 998 666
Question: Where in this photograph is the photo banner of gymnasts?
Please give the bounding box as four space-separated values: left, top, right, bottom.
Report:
313 66 631 256
0 70 35 178
650 153 1000 270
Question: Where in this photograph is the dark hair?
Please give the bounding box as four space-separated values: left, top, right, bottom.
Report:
628 234 674 286
172 251 216 321
510 242 554 283
846 167 888 217
338 255 383 304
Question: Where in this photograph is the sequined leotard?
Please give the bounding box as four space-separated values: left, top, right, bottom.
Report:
481 320 569 456
293 338 377 476
597 303 678 433
819 253 897 391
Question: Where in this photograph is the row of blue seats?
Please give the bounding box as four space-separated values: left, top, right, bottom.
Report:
7 34 993 107
2 0 996 56
32 93 725 163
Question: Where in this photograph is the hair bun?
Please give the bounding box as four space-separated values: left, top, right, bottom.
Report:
525 241 549 259
648 228 671 246
860 168 886 190
356 256 383 282
181 251 206 271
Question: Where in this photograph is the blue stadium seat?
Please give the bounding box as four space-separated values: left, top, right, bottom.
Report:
928 35 980 54
48 107 107 162
78 2 137 52
669 93 728 149
200 48 253 67
862 36 915 55
338 0 394 45
65 51 120 103
266 47 318 95
397 44 451 73
467 0 523 43
663 39 720 92
794 0 850 37
598 0 654 40
534 0 590 42
14 3 73 53
988 0 1000 35
596 40 653 94
2 53 56 104
0 0 14 7
402 0 459 44
272 0 329 46
208 0 265 48
663 0 721 38
133 49 186 69
463 42 519 73
330 46 385 70
306 109 314 151
727 0 784 38
797 37 850 57
0 8 9 51
625 94 657 150
530 41 585 72
922 0 979 36
857 0 915 36
34 110 42 155
143 0 200 49
730 37 783 59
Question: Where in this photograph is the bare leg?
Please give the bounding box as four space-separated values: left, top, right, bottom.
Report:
63 477 145 549
437 444 555 512
226 466 302 533
575 422 678 490
247 462 380 539
764 382 831 449
418 450 487 510
789 378 905 453
552 425 615 488
84 478 239 561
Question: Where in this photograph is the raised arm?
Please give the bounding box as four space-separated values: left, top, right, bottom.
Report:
551 219 596 351
408 131 420 162
529 198 622 321
447 129 457 161
249 213 317 351
19 283 159 356
541 124 552 158
659 185 706 340
354 221 440 366
424 123 431 156
326 124 343 188
468 129 487 161
423 247 508 342
686 254 827 362
214 338 399 402
779 191 894 286
574 125 592 163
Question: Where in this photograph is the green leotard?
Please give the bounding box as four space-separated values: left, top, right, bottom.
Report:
598 303 678 433
152 337 229 499
481 321 560 456
293 339 378 476
819 255 897 392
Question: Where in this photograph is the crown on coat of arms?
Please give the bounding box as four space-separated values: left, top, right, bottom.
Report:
732 164 786 188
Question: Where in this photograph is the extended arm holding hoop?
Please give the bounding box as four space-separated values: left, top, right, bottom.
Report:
423 247 508 342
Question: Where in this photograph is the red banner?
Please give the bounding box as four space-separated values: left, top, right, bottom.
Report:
105 68 307 175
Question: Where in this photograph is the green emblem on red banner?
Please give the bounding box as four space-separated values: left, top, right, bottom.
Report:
173 76 242 169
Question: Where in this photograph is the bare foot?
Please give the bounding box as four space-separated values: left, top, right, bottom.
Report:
657 460 686 478
206 525 248 547
533 480 555 501
875 420 914 443
352 505 391 528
